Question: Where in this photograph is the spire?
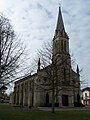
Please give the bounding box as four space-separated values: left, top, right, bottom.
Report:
55 6 68 38
37 58 41 71
76 65 79 74
56 6 65 33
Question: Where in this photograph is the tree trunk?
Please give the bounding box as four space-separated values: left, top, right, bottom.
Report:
52 77 55 113
52 91 55 113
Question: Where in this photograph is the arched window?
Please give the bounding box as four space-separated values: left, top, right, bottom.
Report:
61 40 63 51
64 68 66 80
64 41 66 52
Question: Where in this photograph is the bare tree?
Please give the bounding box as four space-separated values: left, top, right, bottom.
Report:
37 41 64 113
0 14 30 92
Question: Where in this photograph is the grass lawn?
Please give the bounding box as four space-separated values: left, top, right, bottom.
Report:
0 103 90 120
0 111 90 120
0 103 13 109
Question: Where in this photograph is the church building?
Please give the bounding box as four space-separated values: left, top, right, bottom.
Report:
13 7 80 107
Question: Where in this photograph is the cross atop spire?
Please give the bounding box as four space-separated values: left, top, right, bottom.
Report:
59 3 61 7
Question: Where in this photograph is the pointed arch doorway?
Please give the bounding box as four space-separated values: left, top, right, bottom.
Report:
62 95 68 106
46 93 49 105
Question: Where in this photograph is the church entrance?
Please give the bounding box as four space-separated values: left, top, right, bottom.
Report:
77 93 80 102
20 92 23 105
62 95 68 106
46 93 49 104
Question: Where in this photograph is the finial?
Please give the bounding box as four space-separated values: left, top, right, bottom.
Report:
59 2 61 8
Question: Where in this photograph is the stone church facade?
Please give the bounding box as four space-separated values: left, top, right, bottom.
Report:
13 7 80 107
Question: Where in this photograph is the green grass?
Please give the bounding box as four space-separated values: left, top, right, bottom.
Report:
0 103 13 109
0 111 90 120
0 103 90 120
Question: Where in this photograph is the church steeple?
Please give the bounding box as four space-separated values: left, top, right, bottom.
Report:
53 6 71 67
56 6 65 33
55 6 68 38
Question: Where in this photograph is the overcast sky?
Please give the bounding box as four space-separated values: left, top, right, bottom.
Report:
0 0 90 88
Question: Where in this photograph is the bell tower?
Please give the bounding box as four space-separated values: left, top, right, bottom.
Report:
53 6 71 67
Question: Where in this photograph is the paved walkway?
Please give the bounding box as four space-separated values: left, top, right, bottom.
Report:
0 107 90 112
0 107 41 112
38 107 90 111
